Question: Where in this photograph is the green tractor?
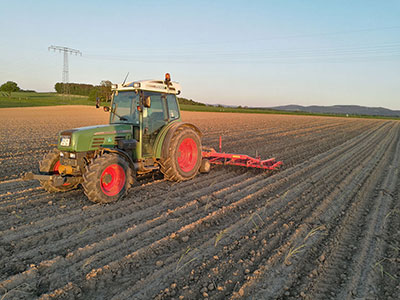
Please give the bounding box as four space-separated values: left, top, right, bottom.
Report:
23 74 208 203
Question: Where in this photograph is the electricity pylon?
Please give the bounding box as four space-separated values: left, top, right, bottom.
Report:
49 46 82 96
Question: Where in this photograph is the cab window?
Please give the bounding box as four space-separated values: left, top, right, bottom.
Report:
110 91 139 124
142 92 168 156
167 94 180 120
144 92 167 126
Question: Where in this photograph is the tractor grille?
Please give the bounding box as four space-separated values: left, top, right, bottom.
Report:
91 137 104 148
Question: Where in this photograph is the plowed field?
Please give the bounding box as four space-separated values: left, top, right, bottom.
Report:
0 106 399 300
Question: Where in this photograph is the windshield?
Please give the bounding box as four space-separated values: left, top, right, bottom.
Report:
110 91 139 124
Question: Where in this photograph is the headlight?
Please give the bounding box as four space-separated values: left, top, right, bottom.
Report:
60 136 71 147
69 153 76 158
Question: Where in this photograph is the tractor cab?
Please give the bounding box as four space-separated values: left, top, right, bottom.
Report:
108 74 183 161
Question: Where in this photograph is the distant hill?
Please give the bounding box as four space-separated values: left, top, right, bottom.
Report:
270 104 400 117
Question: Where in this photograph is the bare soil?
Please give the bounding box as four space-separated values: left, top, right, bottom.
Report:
0 106 399 299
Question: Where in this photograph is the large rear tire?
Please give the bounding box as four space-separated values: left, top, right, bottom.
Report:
160 126 202 182
82 153 134 203
39 148 79 192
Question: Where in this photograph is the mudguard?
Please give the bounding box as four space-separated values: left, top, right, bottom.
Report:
154 121 202 159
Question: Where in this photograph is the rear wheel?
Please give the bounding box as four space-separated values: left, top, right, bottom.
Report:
82 153 134 203
39 148 79 192
161 127 202 182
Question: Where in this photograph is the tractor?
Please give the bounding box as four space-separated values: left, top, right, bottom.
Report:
23 74 282 203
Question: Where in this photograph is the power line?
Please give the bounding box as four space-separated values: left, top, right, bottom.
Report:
81 41 400 64
48 45 82 95
86 25 400 52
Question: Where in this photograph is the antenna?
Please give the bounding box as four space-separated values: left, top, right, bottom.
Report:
122 72 130 86
49 45 82 96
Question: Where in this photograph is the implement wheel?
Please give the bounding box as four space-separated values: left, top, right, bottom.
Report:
82 153 134 203
39 148 79 192
199 159 211 173
161 126 202 182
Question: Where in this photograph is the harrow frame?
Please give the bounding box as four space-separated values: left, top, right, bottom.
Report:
201 137 282 171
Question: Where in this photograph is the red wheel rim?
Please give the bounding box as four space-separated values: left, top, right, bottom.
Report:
100 164 126 196
177 138 198 172
53 160 70 186
53 160 61 174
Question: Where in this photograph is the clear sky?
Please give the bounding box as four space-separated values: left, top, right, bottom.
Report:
0 0 399 109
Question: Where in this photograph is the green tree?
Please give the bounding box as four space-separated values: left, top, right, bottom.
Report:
0 81 20 98
54 82 63 94
54 82 95 96
100 80 112 102
88 87 101 101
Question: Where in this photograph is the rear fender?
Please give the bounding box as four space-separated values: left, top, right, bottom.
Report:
154 121 202 159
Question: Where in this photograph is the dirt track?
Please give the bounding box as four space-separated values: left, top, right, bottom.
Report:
0 106 399 299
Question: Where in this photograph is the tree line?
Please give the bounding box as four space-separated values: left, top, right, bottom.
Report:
1 80 207 106
54 80 112 101
177 97 206 106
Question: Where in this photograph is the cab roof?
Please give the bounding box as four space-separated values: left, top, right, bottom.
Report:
112 79 182 95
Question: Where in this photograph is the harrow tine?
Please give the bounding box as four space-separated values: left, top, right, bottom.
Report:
202 136 282 171
202 151 282 170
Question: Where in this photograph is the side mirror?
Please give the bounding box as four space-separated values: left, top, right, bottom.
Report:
103 106 110 112
144 96 151 108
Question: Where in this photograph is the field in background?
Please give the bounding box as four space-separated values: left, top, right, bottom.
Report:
1 92 399 120
0 106 399 299
0 92 97 108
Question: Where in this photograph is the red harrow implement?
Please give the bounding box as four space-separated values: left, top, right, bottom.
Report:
201 137 282 171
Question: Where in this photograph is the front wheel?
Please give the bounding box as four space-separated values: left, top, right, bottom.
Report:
82 153 134 203
39 148 79 192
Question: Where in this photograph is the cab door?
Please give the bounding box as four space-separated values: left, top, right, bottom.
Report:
142 92 168 157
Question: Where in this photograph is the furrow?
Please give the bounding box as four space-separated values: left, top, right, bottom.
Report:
35 121 394 298
0 167 236 240
0 171 246 278
152 122 397 300
233 122 399 299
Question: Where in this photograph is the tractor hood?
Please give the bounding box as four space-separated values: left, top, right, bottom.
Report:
57 124 132 152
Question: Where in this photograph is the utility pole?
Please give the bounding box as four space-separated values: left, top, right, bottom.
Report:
49 45 82 97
